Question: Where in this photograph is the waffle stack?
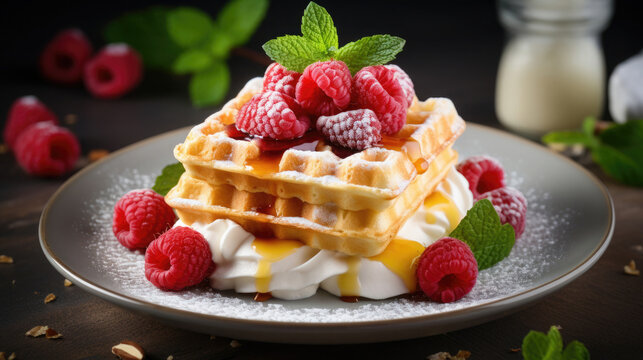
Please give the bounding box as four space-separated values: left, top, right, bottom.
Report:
166 78 466 257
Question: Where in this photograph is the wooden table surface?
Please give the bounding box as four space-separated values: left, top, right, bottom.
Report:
1 1 642 359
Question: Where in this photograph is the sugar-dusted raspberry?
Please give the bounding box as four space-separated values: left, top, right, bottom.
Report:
353 65 407 134
40 29 93 85
13 122 80 177
112 189 177 250
295 60 352 116
263 62 301 98
84 43 142 99
456 156 506 199
316 109 382 150
4 96 59 150
145 226 215 291
237 91 310 140
416 237 478 303
479 187 528 239
385 64 415 107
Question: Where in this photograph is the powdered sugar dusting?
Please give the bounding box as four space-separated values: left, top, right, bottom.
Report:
81 168 570 323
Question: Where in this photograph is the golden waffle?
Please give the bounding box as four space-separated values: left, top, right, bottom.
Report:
166 147 458 257
174 78 465 211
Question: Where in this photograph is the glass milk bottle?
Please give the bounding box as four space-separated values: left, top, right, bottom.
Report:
495 0 612 138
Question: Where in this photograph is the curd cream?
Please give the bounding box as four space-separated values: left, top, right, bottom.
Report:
181 167 473 300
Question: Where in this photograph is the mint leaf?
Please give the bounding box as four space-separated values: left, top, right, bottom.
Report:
562 341 590 360
582 117 597 138
522 326 589 360
190 61 230 107
173 49 213 74
449 199 515 270
104 6 182 70
592 144 643 186
217 0 269 47
152 163 185 196
543 118 643 187
301 2 338 50
596 119 643 186
263 35 328 72
209 28 235 58
522 330 551 360
167 7 214 48
541 131 596 148
335 35 405 74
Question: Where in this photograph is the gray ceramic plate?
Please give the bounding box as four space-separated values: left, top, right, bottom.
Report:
39 123 613 344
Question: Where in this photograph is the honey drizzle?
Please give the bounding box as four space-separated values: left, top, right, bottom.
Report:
337 256 361 296
368 237 425 292
423 191 463 233
379 135 427 174
252 238 303 293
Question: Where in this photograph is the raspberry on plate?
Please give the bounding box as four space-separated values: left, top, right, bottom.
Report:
353 65 408 134
40 29 93 85
237 91 310 140
263 62 301 98
456 155 506 199
13 122 79 177
112 189 177 250
145 226 215 291
479 187 528 239
84 43 142 99
385 64 415 108
416 237 478 303
3 96 59 150
295 60 352 116
316 109 382 150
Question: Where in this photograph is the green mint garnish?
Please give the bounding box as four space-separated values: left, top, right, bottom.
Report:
104 0 268 107
522 326 589 360
152 162 186 196
263 36 328 73
262 1 405 74
335 35 406 75
190 61 231 107
543 118 643 187
167 7 214 48
449 199 516 270
301 2 338 50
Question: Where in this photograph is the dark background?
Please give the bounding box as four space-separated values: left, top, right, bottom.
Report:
1 1 642 359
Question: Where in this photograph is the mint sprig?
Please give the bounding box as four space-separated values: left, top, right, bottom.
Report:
543 118 643 187
522 326 589 360
335 35 406 75
449 199 516 270
262 1 405 74
104 0 268 107
152 162 186 196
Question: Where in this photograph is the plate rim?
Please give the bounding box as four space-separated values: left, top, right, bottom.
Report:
39 123 615 329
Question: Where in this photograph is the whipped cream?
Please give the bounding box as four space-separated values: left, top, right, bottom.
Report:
181 167 473 300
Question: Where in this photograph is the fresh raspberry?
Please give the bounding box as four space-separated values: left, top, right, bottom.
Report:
145 226 215 291
3 96 58 150
13 122 80 177
236 91 310 140
456 156 506 199
295 60 352 116
385 64 415 107
316 109 382 150
353 65 407 134
112 189 177 250
479 187 528 239
40 29 93 85
416 237 478 303
263 62 301 98
84 43 142 99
